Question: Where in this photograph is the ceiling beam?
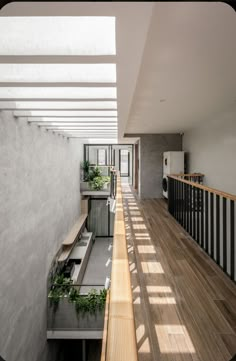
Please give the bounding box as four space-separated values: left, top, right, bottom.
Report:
29 121 118 126
0 87 117 100
0 55 116 64
14 110 117 117
0 100 117 110
27 117 117 123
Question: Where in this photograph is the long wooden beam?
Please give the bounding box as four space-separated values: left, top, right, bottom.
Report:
105 174 138 361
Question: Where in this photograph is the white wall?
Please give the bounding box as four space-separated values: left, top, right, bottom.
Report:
183 106 236 195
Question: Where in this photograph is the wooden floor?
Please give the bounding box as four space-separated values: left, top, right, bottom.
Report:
122 182 236 361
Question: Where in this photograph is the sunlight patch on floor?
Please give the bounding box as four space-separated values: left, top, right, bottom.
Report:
133 296 141 304
141 262 164 274
146 286 172 293
155 325 195 354
129 211 141 216
133 286 141 293
133 224 147 230
138 337 150 353
131 216 144 222
136 324 145 343
149 297 176 304
135 232 150 236
137 245 156 254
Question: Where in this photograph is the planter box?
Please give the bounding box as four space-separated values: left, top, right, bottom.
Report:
80 181 110 192
80 181 90 191
47 297 105 331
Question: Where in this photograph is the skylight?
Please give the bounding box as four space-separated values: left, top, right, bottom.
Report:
14 110 117 117
0 64 116 83
45 127 117 130
0 87 117 99
0 17 116 55
28 117 117 123
0 101 117 110
34 122 117 126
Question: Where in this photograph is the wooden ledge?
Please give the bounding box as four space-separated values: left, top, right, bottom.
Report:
62 214 87 246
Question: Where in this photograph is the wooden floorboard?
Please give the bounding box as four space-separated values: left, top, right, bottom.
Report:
122 182 236 361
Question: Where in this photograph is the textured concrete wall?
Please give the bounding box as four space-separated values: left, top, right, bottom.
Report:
139 134 182 198
183 106 236 194
0 111 83 361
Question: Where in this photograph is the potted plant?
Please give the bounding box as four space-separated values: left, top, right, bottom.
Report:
80 161 91 191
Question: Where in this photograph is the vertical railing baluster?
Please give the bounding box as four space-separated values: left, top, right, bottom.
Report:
216 195 220 265
190 185 193 237
223 197 227 273
186 183 188 231
200 189 204 248
193 186 196 240
181 181 184 226
184 182 186 227
186 184 189 233
172 178 174 215
230 200 235 280
167 176 235 283
205 191 209 253
196 187 200 244
174 179 176 218
168 177 171 214
210 192 214 259
177 180 180 222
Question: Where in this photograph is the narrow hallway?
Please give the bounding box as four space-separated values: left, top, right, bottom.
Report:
122 181 236 361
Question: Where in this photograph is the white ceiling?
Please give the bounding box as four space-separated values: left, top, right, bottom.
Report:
0 2 235 141
126 2 236 135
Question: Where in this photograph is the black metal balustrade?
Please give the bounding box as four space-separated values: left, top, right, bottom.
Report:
168 175 236 282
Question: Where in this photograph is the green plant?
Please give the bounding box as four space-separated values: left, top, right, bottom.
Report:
87 288 99 311
75 296 90 313
89 176 106 191
98 289 107 309
88 166 102 181
68 287 79 302
48 274 73 303
81 160 91 181
49 281 107 314
103 176 110 184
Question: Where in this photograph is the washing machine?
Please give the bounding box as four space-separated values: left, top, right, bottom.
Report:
163 151 185 198
162 175 168 198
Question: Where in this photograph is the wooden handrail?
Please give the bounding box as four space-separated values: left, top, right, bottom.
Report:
104 174 138 361
172 173 204 177
168 175 236 201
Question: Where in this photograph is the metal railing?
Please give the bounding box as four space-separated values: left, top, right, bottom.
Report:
172 173 204 183
168 175 236 281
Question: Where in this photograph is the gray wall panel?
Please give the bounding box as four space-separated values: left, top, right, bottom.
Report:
139 134 182 198
0 111 83 361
